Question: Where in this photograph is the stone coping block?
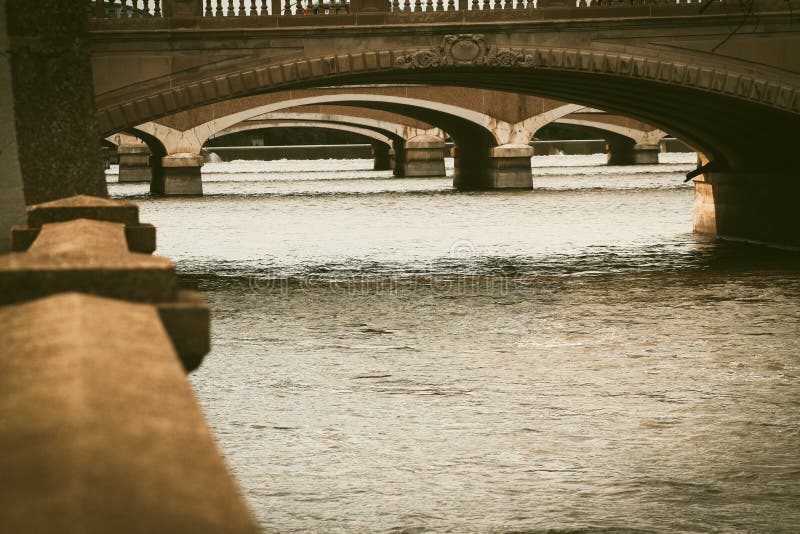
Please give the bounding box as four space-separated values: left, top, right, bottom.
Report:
0 219 176 305
0 293 258 533
26 194 139 227
163 153 204 168
11 223 157 254
117 143 151 155
158 290 211 373
490 144 535 158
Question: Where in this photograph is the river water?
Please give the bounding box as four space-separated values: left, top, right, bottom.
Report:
108 154 800 533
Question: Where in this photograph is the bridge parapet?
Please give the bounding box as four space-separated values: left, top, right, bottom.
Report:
89 0 775 24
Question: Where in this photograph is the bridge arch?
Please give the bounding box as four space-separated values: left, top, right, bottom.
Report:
209 111 442 144
552 118 668 147
209 120 397 148
96 34 800 174
182 94 499 154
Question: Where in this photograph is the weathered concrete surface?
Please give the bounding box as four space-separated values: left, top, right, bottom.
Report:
118 143 153 183
4 1 106 204
694 173 800 248
0 4 26 253
486 144 534 189
153 154 204 196
26 195 140 226
0 293 257 534
0 219 177 305
11 195 155 254
158 289 211 372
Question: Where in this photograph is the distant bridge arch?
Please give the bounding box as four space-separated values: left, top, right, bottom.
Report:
209 120 396 148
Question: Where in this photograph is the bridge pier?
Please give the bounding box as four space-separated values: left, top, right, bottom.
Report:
693 172 800 248
117 143 152 183
398 135 446 177
372 144 392 171
607 140 660 165
151 154 204 196
453 144 533 190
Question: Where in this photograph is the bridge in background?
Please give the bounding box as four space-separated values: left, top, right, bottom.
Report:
108 86 667 191
88 0 800 244
1 4 799 531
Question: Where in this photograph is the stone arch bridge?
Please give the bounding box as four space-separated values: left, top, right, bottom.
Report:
111 85 670 191
90 0 800 244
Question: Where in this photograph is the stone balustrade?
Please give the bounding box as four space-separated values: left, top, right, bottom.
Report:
89 0 733 19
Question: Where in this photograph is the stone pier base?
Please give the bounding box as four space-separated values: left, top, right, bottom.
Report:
607 141 661 165
372 144 392 171
151 154 203 196
484 144 534 189
117 144 152 183
453 144 533 190
399 135 446 177
694 172 800 247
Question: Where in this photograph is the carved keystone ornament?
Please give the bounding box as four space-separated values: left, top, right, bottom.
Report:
396 34 535 69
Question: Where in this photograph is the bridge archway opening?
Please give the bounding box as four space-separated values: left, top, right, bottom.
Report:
99 55 800 176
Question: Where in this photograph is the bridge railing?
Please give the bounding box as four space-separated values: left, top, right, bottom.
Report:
89 0 718 19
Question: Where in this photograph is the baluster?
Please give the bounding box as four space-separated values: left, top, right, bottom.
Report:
204 0 212 15
425 0 433 10
238 0 245 14
283 0 292 14
447 0 455 9
414 0 421 10
228 0 235 16
153 0 162 16
119 0 128 17
216 0 223 16
392 0 401 11
249 0 257 14
436 0 444 9
261 0 268 14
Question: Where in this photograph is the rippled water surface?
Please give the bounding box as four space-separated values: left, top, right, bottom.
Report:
110 154 800 532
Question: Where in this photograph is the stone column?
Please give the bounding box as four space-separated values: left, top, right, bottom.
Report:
372 144 392 171
400 135 446 177
0 4 25 253
694 172 800 247
2 2 107 205
392 142 405 177
606 138 635 165
152 154 204 196
118 144 153 183
607 139 661 165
